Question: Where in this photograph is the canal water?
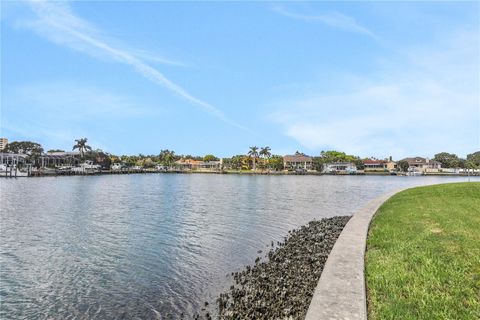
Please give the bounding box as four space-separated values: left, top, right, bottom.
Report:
0 174 477 319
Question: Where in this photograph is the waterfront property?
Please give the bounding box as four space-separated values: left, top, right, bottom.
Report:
283 153 313 170
200 160 222 170
0 138 478 177
0 152 27 166
40 151 80 168
363 159 397 172
400 157 441 173
0 153 30 177
175 158 203 170
323 162 357 174
366 183 480 319
175 158 222 171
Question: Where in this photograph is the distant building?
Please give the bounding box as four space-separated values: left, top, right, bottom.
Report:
175 158 221 171
40 151 80 167
200 160 222 170
363 159 397 172
175 158 203 169
46 151 80 157
323 162 357 174
0 138 8 151
283 153 313 170
401 157 441 173
0 153 27 166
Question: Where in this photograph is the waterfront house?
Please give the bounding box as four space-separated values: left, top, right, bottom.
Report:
200 160 222 170
283 153 313 170
40 151 80 168
2 151 80 169
0 156 29 176
401 157 441 173
363 159 397 172
0 153 27 166
323 162 357 174
175 158 222 171
175 158 203 170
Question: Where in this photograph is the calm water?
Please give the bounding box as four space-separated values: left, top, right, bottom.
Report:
1 174 477 319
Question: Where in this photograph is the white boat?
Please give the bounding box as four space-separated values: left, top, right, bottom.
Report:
111 163 123 171
72 160 101 173
155 165 167 172
406 171 423 176
57 166 73 172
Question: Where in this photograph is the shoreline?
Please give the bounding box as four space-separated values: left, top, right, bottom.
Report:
196 183 474 320
195 216 351 320
3 169 479 178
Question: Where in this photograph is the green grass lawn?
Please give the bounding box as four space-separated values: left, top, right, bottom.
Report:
366 182 480 320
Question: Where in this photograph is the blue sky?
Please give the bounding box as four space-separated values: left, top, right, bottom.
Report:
1 1 479 159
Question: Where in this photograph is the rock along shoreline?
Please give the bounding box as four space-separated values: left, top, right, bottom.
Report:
195 216 351 320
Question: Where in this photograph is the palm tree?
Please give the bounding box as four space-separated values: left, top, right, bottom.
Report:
259 146 271 169
248 146 259 171
72 138 92 158
159 149 176 167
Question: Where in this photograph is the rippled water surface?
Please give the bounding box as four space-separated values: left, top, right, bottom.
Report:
1 174 477 319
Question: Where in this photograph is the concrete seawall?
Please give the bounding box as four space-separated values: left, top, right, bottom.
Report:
304 189 403 320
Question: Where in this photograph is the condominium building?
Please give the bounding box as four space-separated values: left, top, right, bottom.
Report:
0 138 8 151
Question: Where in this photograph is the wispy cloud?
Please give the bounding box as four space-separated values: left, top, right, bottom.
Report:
273 5 378 40
131 49 187 67
20 0 251 132
269 30 480 159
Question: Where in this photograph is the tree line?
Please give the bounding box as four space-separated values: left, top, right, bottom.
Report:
2 139 480 171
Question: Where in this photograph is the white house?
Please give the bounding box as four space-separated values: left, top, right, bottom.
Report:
283 153 313 170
